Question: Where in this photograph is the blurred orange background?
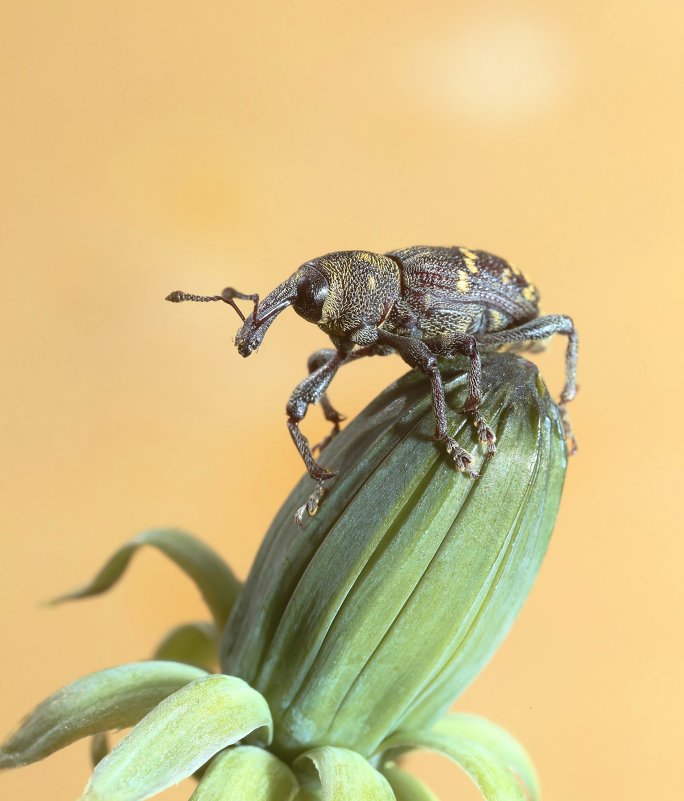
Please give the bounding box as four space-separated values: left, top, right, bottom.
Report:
1 1 682 799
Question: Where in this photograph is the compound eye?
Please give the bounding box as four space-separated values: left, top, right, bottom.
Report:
293 266 329 323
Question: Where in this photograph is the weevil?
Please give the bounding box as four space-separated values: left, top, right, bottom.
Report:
167 246 578 523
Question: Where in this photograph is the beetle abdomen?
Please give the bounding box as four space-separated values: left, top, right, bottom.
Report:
387 246 539 330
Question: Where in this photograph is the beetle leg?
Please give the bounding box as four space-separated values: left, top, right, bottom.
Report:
288 347 363 526
376 330 479 477
306 345 393 454
292 345 396 524
294 479 328 526
286 352 345 484
477 314 578 453
306 349 347 454
437 333 497 456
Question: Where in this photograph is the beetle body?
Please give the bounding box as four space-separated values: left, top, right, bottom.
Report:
168 246 578 523
387 246 539 335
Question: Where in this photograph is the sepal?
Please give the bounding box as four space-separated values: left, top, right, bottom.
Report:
81 674 272 801
294 746 395 801
190 746 299 801
0 661 206 768
52 528 241 630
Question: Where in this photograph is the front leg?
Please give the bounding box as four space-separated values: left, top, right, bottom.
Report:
291 343 395 524
306 344 394 454
376 329 479 477
286 351 345 485
287 355 344 525
306 349 347 454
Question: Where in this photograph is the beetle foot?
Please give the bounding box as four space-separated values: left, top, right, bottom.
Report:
310 463 336 482
294 480 328 526
445 438 479 478
473 412 497 456
559 404 578 456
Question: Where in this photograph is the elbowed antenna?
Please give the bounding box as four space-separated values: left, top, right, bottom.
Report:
165 287 260 323
166 275 298 357
223 288 261 324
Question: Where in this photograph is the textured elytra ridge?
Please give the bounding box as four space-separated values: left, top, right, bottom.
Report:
220 352 567 760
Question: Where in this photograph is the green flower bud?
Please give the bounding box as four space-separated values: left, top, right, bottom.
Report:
220 353 567 761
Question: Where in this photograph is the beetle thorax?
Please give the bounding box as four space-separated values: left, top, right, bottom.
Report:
311 251 401 337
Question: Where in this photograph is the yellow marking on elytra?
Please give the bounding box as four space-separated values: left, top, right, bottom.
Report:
501 267 512 284
507 260 536 291
368 274 377 290
522 283 538 302
489 309 504 328
460 247 479 274
456 270 470 293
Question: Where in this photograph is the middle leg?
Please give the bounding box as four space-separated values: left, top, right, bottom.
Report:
436 332 497 456
376 329 479 476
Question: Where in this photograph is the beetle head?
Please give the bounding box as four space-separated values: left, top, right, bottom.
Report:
166 263 330 357
234 264 330 355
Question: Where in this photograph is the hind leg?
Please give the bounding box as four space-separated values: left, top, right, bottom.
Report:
478 314 579 453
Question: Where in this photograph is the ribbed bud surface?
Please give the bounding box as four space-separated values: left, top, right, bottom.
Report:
220 353 567 760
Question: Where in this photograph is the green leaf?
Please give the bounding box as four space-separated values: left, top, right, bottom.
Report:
382 764 440 801
190 746 299 801
433 714 539 801
81 674 272 801
378 729 526 801
153 621 217 672
0 661 207 768
52 528 241 630
294 746 395 801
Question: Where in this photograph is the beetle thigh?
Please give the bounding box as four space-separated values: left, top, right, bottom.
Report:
477 314 578 405
307 348 338 373
476 314 574 348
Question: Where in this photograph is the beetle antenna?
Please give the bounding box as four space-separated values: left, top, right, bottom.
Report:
165 289 247 322
221 287 260 324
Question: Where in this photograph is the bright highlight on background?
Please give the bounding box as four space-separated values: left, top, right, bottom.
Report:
411 14 576 122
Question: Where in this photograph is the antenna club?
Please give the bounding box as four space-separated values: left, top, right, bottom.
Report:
164 288 249 322
165 291 224 303
166 290 187 303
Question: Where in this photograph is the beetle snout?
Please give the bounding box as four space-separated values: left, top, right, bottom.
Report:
235 336 251 357
234 323 261 357
232 276 298 358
